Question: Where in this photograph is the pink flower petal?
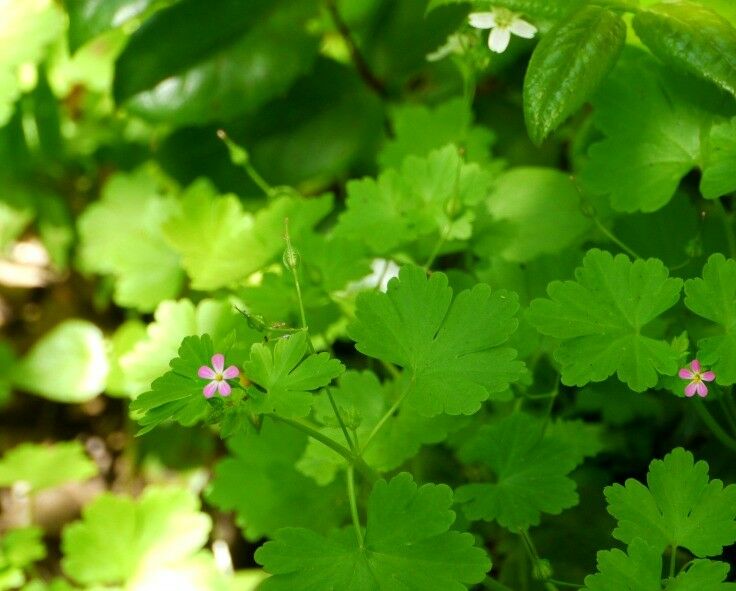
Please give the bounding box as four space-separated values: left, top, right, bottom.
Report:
203 381 218 398
684 382 698 397
695 382 708 397
690 359 701 373
212 353 225 374
222 365 240 379
701 371 716 382
198 366 216 379
218 381 232 397
678 368 694 380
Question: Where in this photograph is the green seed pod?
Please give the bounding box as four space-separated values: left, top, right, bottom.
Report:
532 559 553 581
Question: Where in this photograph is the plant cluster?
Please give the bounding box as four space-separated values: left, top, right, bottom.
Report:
1 0 736 590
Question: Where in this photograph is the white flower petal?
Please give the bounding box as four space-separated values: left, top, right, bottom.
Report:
469 12 496 29
510 18 537 39
488 27 511 53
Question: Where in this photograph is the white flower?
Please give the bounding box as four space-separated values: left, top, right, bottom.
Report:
342 259 400 294
426 34 464 62
468 8 537 53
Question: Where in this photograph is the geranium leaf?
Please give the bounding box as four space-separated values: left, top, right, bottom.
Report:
527 249 682 391
605 448 736 557
684 254 736 384
244 332 344 418
455 412 587 530
349 265 525 416
207 418 347 541
255 472 491 590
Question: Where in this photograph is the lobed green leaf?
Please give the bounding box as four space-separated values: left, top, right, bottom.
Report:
349 265 525 416
527 249 682 391
604 447 736 557
255 472 491 590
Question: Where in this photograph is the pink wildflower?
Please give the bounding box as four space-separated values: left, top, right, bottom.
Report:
198 353 239 398
678 359 715 398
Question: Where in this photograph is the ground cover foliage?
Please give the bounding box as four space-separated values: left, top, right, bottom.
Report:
1 0 736 589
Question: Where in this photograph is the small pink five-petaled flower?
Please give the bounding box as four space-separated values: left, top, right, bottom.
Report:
678 359 715 398
198 353 240 398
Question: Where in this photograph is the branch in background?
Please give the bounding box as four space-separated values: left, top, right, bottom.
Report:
325 0 388 98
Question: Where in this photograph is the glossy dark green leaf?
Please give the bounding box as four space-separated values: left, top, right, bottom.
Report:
158 60 384 188
352 0 464 84
634 1 736 98
524 6 626 145
114 0 319 125
115 0 270 102
66 0 155 53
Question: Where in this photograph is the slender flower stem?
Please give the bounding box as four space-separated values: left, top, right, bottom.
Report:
519 531 556 591
266 414 378 483
519 529 535 556
547 581 583 589
590 215 642 260
360 378 414 453
216 129 273 198
283 219 355 452
424 154 462 272
518 530 583 590
693 401 736 453
284 219 309 338
669 545 678 580
540 381 559 433
572 175 641 259
423 231 447 272
326 386 357 453
347 466 364 548
380 359 402 380
266 414 352 460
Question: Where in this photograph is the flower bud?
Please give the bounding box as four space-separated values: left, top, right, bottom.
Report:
532 559 553 581
283 245 300 270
